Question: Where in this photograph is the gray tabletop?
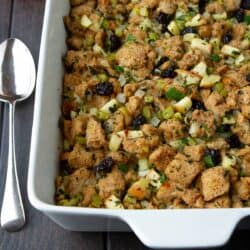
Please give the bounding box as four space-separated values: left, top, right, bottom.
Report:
0 1 249 249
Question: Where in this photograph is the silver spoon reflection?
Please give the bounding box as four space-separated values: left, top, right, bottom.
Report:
0 38 36 232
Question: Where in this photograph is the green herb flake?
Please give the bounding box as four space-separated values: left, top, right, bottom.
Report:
210 54 220 62
118 164 129 173
165 87 185 101
114 65 124 73
126 34 136 42
244 15 250 25
160 173 166 183
203 155 215 168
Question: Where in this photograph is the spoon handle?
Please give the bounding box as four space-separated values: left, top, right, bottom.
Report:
1 103 25 232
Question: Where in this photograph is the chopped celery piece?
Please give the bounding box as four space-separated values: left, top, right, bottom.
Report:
144 95 154 103
142 106 152 120
147 32 158 42
91 194 102 208
63 140 70 151
75 136 86 145
98 110 110 120
97 73 108 82
162 106 174 120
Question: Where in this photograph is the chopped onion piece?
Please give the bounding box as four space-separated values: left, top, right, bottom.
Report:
109 133 123 152
135 89 146 97
81 15 92 28
118 74 126 86
101 99 119 113
200 74 221 88
191 38 212 54
138 158 150 177
221 45 240 57
173 96 192 113
105 195 124 209
116 93 126 103
150 116 161 127
192 62 207 77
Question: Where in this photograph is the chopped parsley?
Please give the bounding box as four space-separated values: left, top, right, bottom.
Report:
118 164 129 173
114 65 124 73
165 87 185 101
126 34 136 42
210 54 220 62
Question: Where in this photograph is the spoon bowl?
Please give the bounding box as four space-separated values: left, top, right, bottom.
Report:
0 38 36 232
0 38 36 103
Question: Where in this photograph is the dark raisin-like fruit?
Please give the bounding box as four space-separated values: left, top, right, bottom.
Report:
246 73 250 82
110 34 121 52
96 157 114 173
222 32 232 44
133 114 146 129
161 64 177 78
235 8 245 22
241 0 250 10
191 99 206 110
217 124 231 133
155 56 169 68
95 82 113 96
181 27 197 35
204 149 221 166
226 134 242 148
199 0 208 13
161 24 168 33
157 12 172 25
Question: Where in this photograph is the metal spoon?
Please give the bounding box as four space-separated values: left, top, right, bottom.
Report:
0 38 36 232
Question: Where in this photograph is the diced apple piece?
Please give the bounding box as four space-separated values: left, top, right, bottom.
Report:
173 96 192 113
200 74 221 88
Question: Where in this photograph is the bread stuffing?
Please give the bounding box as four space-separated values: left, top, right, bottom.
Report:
56 0 250 208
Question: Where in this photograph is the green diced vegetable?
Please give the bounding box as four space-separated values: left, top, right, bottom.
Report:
63 140 70 151
159 173 166 183
214 83 228 97
91 194 102 208
142 106 152 120
97 73 108 82
114 65 124 73
101 18 109 29
244 15 250 24
75 136 86 145
162 106 174 120
210 54 220 62
97 110 110 120
147 32 158 42
165 87 185 101
126 34 136 42
118 164 129 173
144 95 154 103
203 155 215 168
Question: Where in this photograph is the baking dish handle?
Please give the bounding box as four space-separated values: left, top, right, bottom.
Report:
122 211 247 249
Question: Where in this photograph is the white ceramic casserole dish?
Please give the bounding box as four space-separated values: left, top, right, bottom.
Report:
27 0 250 248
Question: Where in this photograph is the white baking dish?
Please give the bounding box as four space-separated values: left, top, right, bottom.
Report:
27 0 250 248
